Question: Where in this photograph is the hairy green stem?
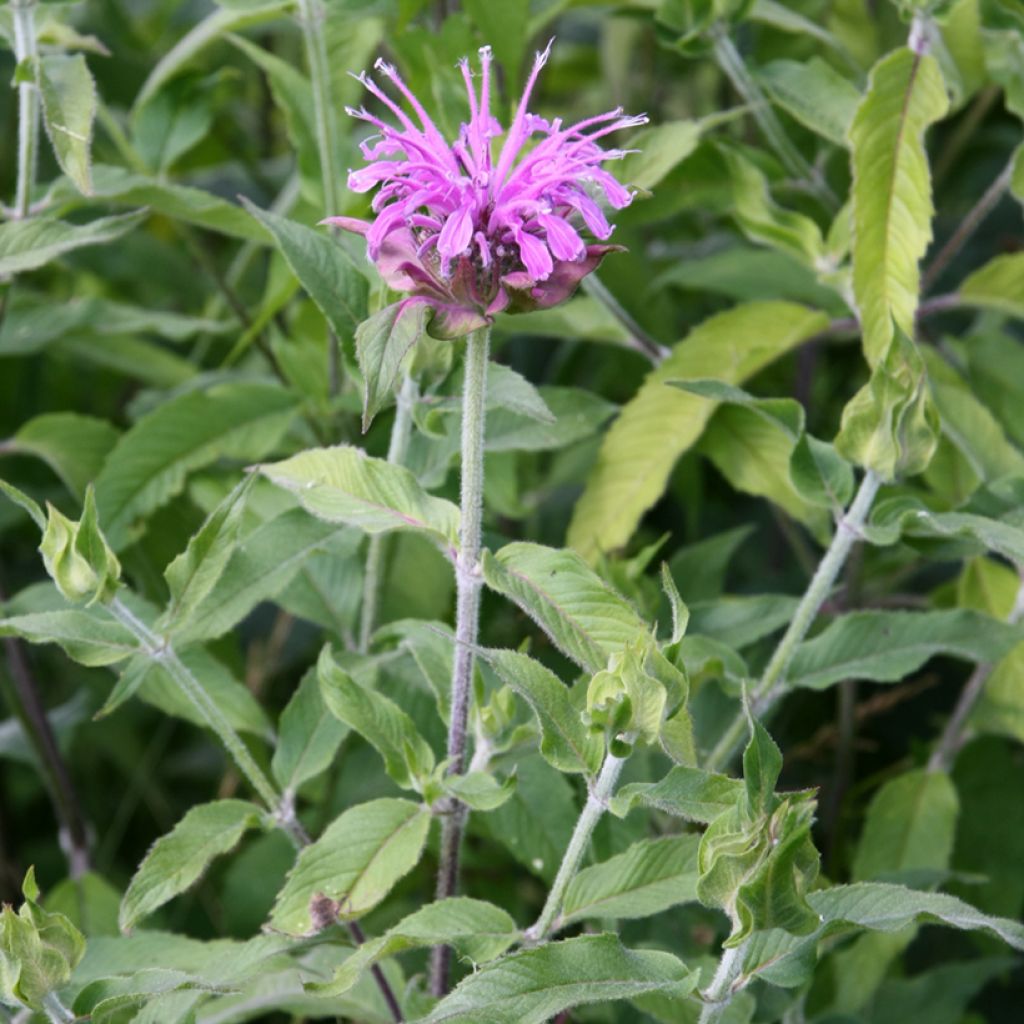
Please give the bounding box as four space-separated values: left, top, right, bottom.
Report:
11 0 39 219
709 23 837 213
699 940 748 1024
359 374 420 653
706 470 881 772
430 326 490 996
525 749 627 943
928 571 1024 773
41 991 74 1024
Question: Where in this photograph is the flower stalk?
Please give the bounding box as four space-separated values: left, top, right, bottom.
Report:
11 0 40 219
429 325 489 996
706 469 881 772
524 747 627 943
699 940 748 1024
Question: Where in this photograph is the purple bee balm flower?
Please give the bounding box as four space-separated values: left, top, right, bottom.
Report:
324 41 646 339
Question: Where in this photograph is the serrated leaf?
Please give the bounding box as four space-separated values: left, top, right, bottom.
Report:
414 934 695 1024
6 413 119 500
0 210 147 276
272 668 349 793
269 798 430 936
849 48 949 366
260 445 460 548
853 768 958 882
743 883 1024 988
120 800 266 933
37 53 97 194
161 476 254 637
480 647 603 776
569 302 827 559
93 382 296 550
318 646 434 790
355 301 429 430
482 542 648 673
242 199 368 343
959 252 1024 320
786 609 1024 691
611 765 745 823
313 897 519 997
561 834 701 927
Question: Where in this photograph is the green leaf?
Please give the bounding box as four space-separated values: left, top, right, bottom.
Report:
260 446 460 548
660 564 689 645
480 647 603 776
441 770 516 812
481 542 648 673
561 834 701 927
0 210 147 276
615 119 703 191
611 765 745 823
0 609 137 666
743 715 783 815
743 883 1024 988
463 0 529 86
318 646 435 790
272 668 349 793
484 387 615 453
758 57 861 147
414 934 695 1024
37 54 97 194
355 301 429 430
269 798 431 936
849 48 949 366
242 199 369 343
786 609 1024 691
119 800 266 933
94 382 297 549
0 478 46 531
959 252 1024 320
569 302 828 559
688 594 799 649
161 476 254 637
182 509 359 643
853 768 959 881
313 897 519 997
5 413 119 500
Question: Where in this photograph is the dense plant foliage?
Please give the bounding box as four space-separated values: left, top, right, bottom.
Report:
1 0 1024 1021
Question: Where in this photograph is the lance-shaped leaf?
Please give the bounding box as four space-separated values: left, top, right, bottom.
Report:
260 446 460 549
272 668 349 793
479 647 603 776
241 199 368 340
37 54 97 195
569 302 827 559
610 765 745 823
0 210 147 276
758 57 861 147
356 301 429 430
481 542 648 673
318 646 435 790
786 609 1024 691
743 883 1024 989
959 252 1024 321
0 609 138 667
312 898 519 997
269 798 431 936
849 47 948 366
415 934 695 1024
560 834 701 927
120 800 266 933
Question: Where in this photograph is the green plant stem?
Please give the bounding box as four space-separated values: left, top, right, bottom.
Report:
41 991 75 1024
11 0 40 219
709 22 837 213
928 571 1024 773
359 373 420 653
699 940 748 1024
525 748 627 943
581 275 669 364
706 470 881 772
430 326 490 997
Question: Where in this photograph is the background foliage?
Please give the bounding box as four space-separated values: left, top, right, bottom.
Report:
1 0 1024 1022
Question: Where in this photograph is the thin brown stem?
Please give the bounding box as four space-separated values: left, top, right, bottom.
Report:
348 919 404 1022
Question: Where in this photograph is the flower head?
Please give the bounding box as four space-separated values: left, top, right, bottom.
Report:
325 42 646 338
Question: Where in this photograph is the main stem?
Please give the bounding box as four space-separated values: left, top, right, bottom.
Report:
12 0 39 219
705 470 881 772
526 749 627 942
359 374 420 652
429 326 490 996
699 940 748 1024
